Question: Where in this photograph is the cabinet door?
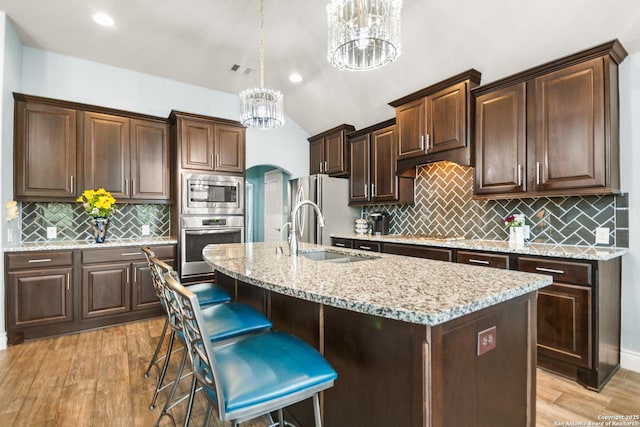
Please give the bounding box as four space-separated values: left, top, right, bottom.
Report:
81 262 131 319
533 58 606 191
325 132 346 175
7 267 73 327
396 98 426 160
426 81 467 154
130 119 170 200
537 283 591 367
371 125 398 201
132 259 172 311
214 124 245 173
474 83 527 195
14 102 77 199
349 134 370 203
83 112 131 198
309 138 324 174
180 118 215 171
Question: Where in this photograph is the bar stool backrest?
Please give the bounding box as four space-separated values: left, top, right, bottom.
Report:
141 246 167 310
150 257 185 335
164 272 228 420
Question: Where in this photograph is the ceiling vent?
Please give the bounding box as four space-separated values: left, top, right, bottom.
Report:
229 64 255 76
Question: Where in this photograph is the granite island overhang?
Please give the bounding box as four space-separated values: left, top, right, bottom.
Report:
203 242 553 427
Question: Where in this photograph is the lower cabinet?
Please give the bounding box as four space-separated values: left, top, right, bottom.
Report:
4 244 174 345
383 242 453 261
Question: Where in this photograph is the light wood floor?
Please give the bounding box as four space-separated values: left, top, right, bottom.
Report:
0 317 638 426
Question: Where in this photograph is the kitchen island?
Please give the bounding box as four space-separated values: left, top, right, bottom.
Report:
203 242 553 427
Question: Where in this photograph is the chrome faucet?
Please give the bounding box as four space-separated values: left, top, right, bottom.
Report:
289 200 325 256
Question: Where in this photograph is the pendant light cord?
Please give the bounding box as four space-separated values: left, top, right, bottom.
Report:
259 0 265 89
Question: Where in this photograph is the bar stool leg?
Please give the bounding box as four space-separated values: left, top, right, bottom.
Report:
150 329 176 410
313 393 322 427
183 376 198 427
144 316 169 378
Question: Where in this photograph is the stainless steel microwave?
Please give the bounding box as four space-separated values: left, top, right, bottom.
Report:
182 173 244 215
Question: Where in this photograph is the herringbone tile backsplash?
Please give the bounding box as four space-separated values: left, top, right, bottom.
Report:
364 161 628 247
21 203 170 242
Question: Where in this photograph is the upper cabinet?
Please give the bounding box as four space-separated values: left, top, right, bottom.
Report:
308 124 355 176
348 120 414 205
389 70 481 174
14 100 79 200
14 94 171 203
172 112 245 175
473 40 627 198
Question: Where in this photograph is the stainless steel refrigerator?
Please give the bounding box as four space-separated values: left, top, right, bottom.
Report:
288 174 360 245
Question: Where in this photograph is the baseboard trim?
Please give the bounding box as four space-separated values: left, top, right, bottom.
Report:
621 348 640 373
0 332 7 351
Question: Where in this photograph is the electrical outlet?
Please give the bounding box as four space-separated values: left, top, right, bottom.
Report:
141 224 150 236
595 227 610 245
477 326 497 356
46 226 57 239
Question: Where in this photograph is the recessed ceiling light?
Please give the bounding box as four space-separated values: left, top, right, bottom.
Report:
93 13 114 27
289 72 303 83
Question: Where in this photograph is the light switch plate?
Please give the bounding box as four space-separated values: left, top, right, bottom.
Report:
523 225 530 240
141 224 150 236
46 226 57 239
595 227 610 245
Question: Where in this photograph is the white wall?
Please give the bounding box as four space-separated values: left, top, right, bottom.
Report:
20 47 310 178
0 13 23 350
618 53 640 371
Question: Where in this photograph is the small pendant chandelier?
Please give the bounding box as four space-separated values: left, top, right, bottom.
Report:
240 0 284 128
327 0 403 71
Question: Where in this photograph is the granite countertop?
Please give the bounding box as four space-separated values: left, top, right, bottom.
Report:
203 242 552 326
332 233 628 261
2 236 178 252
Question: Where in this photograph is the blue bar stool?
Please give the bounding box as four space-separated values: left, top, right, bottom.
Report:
150 257 272 425
140 245 231 382
164 272 337 427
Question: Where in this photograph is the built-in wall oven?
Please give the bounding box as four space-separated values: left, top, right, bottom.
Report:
180 215 244 279
182 173 244 215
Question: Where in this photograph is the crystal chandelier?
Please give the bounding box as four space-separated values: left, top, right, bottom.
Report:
327 0 403 71
240 0 284 128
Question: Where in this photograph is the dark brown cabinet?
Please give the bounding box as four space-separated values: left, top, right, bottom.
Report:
173 112 245 174
383 242 452 262
308 124 354 176
14 94 171 203
348 120 413 205
14 100 78 200
5 251 74 344
473 40 627 198
456 250 510 269
390 70 481 171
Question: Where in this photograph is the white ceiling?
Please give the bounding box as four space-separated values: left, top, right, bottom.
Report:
1 0 639 135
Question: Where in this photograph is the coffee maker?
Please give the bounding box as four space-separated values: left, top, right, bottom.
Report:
368 211 390 235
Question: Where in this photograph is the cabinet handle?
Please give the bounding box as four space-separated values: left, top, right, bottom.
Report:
427 133 432 150
536 162 541 185
535 267 565 275
131 179 135 194
216 153 220 167
468 259 490 265
126 269 130 284
70 175 75 194
324 161 328 173
28 258 52 263
420 135 425 151
125 178 129 195
359 245 372 250
67 274 70 291
335 242 346 247
517 164 523 186
319 161 323 173
364 184 368 198
371 184 376 197
121 252 140 256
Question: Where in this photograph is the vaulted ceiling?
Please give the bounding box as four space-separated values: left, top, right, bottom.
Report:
1 0 639 135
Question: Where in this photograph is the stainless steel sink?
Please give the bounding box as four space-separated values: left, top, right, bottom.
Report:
300 250 378 263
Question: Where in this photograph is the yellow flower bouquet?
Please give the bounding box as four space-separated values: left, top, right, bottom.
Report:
77 188 117 218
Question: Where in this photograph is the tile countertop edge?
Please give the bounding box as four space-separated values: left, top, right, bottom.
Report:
2 237 178 252
206 243 554 327
331 233 628 261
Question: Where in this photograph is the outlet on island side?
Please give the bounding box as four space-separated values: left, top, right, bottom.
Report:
141 224 150 236
595 227 610 245
477 326 497 356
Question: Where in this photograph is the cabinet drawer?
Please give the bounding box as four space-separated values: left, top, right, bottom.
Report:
354 241 381 252
518 257 592 286
383 243 452 262
7 251 73 270
82 245 175 264
332 238 353 249
457 251 509 269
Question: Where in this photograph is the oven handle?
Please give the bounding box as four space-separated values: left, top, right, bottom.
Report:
184 228 242 235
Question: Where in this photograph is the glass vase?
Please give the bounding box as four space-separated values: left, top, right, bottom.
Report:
91 217 109 243
509 226 524 249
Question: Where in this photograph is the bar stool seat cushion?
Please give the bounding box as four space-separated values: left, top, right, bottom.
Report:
186 282 231 305
205 331 337 413
176 302 272 344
